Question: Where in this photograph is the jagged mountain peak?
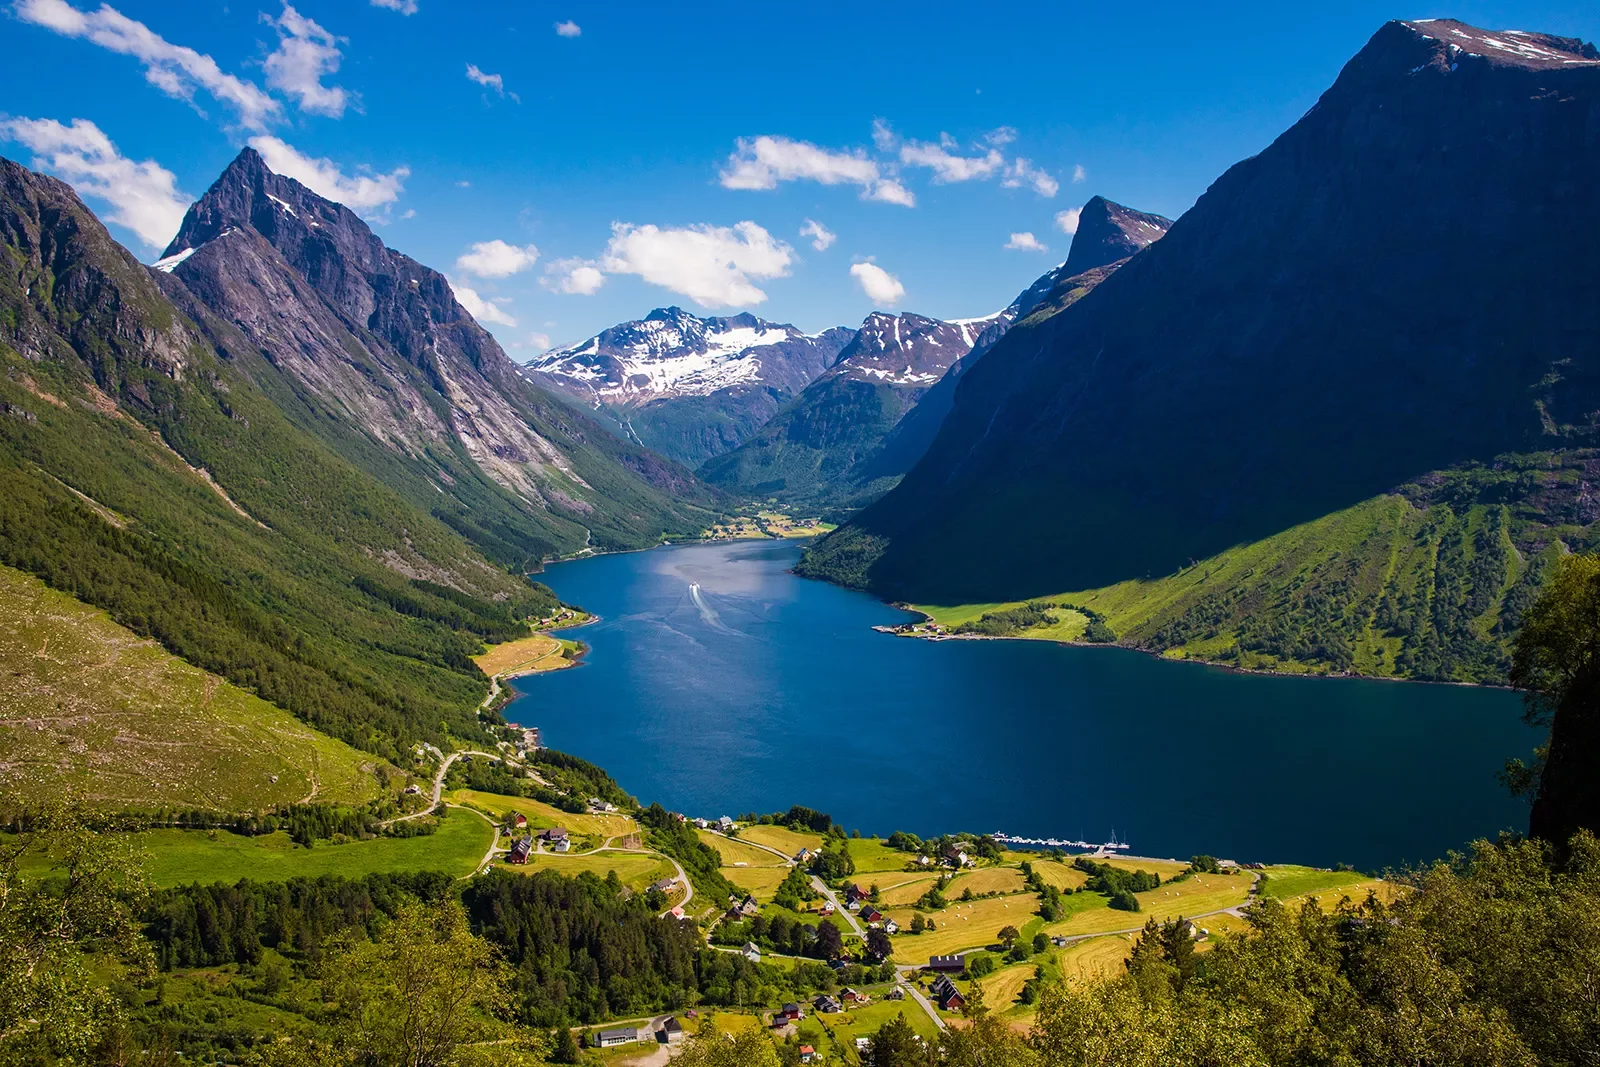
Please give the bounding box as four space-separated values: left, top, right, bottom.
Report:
1062 196 1173 276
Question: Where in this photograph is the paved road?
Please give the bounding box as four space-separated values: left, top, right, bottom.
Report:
811 876 866 937
897 974 947 1032
380 748 501 827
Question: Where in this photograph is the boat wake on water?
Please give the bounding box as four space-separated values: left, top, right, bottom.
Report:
689 581 744 637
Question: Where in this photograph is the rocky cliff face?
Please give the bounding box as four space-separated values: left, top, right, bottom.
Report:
156 149 711 559
1062 196 1172 276
803 18 1600 602
528 307 852 466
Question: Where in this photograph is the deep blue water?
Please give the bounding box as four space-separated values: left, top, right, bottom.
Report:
507 539 1535 871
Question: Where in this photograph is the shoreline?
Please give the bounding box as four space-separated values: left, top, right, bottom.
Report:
872 606 1511 691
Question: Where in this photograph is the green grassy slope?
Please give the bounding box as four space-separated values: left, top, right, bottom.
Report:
0 564 388 810
904 455 1596 683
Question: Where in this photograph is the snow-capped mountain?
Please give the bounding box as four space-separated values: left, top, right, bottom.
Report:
526 307 853 466
829 312 1004 387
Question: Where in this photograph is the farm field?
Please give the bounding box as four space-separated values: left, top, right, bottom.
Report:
812 997 938 1051
1028 861 1090 892
876 874 942 907
136 814 494 886
1103 856 1192 879
888 893 1041 958
738 824 823 857
0 563 386 811
500 849 676 890
977 959 1042 1011
446 790 638 838
1048 872 1253 936
701 830 787 867
723 864 791 901
948 867 1027 896
1260 865 1375 900
472 633 570 678
1056 934 1136 979
849 838 917 873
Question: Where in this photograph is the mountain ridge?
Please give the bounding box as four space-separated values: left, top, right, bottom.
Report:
800 17 1600 619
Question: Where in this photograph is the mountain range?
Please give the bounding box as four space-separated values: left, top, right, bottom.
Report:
527 308 853 467
799 18 1600 682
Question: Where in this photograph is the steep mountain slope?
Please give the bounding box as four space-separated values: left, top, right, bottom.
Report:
527 307 853 466
0 155 559 761
697 310 1002 509
0 563 387 809
803 19 1600 621
865 199 1171 484
157 149 714 564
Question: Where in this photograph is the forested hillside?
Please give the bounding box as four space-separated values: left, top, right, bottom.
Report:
0 156 560 761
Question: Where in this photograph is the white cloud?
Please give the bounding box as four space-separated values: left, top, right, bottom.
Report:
527 332 552 352
14 0 282 129
454 180 471 188
1001 157 1058 197
455 239 539 278
1055 208 1082 235
899 140 1004 183
849 261 904 305
449 279 516 327
1005 231 1048 252
871 118 898 152
262 4 350 118
542 259 606 296
369 0 417 12
719 135 913 207
865 179 916 207
799 218 835 252
554 20 581 37
466 63 517 101
248 136 408 214
599 221 792 308
0 116 188 249
1072 164 1087 183
400 208 415 219
985 126 1018 147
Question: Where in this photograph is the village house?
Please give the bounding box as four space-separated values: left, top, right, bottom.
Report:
813 994 841 1014
794 847 815 864
693 817 710 830
651 876 679 895
507 837 533 864
841 988 869 1005
931 975 966 1011
859 905 885 924
944 845 971 868
669 906 686 919
844 884 867 906
594 1026 638 1048
539 827 570 853
777 1002 805 1022
404 784 421 795
736 895 760 917
742 942 762 962
509 813 528 828
818 901 835 917
799 1044 817 1063
928 954 966 972
658 1018 685 1045
887 985 906 1001
884 919 900 935
718 816 735 832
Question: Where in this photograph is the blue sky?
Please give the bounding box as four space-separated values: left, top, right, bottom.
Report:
3 0 1597 354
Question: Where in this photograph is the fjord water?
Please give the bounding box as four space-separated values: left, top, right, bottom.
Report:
510 540 1533 870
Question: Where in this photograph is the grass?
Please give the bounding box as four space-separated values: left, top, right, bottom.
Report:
1048 873 1253 936
815 998 939 1051
1028 862 1089 893
737 825 824 857
888 893 1041 959
702 830 787 867
1260 865 1377 900
0 563 389 811
472 633 573 678
850 838 918 873
948 867 1026 896
502 849 676 891
446 790 638 838
1103 856 1192 879
723 865 792 902
903 477 1560 685
977 960 1041 1011
877 874 943 907
1057 935 1136 979
136 814 494 887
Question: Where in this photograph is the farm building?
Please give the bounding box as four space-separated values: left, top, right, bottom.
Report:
928 954 966 972
594 1027 637 1048
507 837 533 864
